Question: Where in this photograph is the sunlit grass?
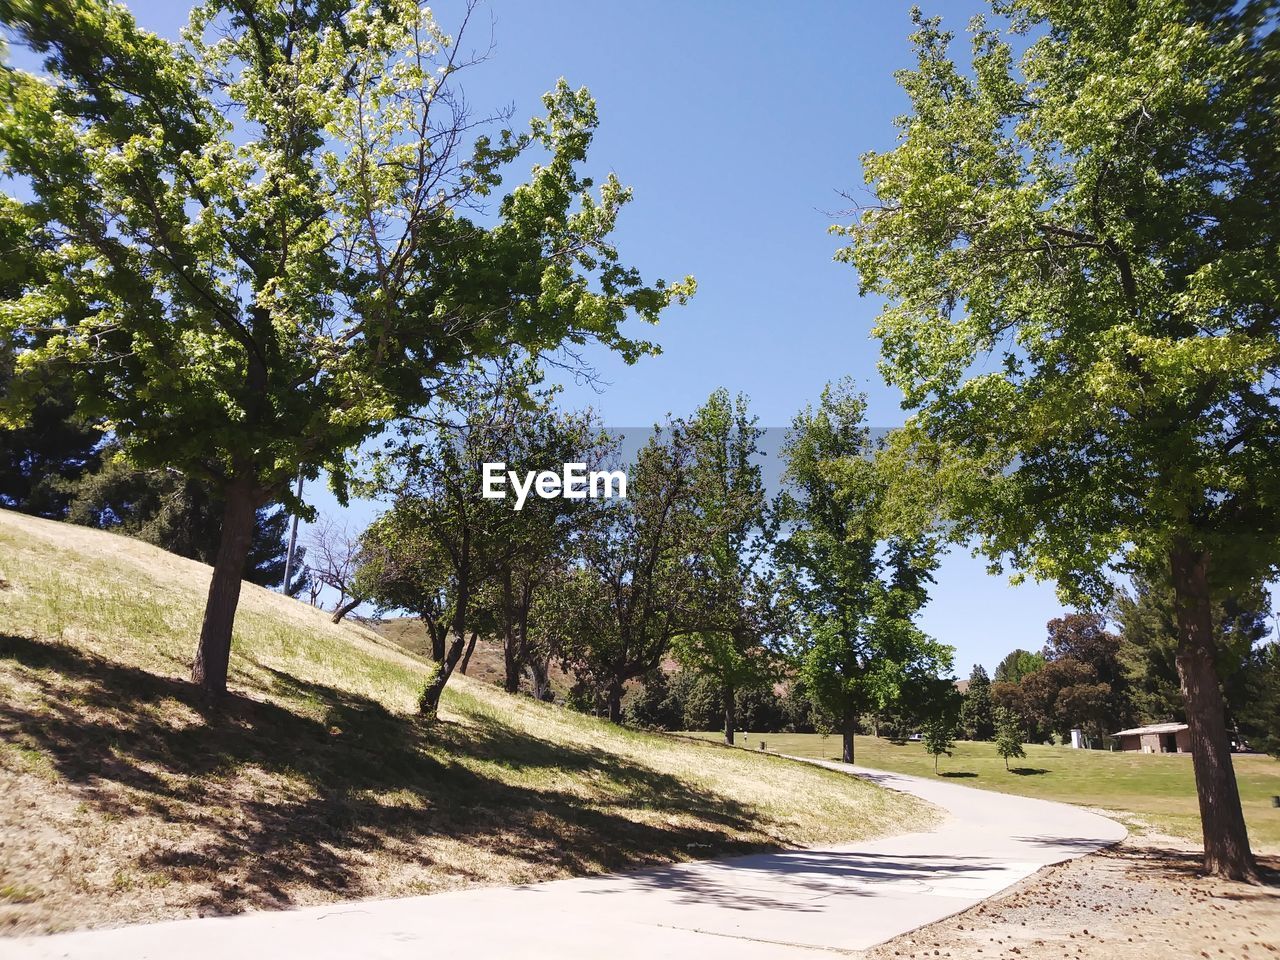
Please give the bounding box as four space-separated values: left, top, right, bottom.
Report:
0 509 932 934
684 730 1280 852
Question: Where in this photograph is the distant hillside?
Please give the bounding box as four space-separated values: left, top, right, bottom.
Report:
371 617 577 700
0 509 931 935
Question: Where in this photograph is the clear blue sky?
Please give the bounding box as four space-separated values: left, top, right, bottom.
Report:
100 0 1070 674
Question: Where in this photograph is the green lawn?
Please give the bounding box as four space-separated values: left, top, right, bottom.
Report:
685 731 1280 853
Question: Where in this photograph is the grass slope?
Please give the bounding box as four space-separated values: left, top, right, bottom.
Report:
0 510 931 934
688 732 1280 852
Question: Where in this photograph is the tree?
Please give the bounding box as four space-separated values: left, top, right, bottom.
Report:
0 0 691 699
1113 573 1264 726
358 371 540 718
473 383 610 695
922 718 954 774
1044 613 1130 730
779 380 953 764
671 389 781 745
0 346 101 518
1019 658 1111 743
994 649 1046 686
1236 641 1280 757
557 422 695 723
305 517 366 623
843 2 1278 878
959 664 995 741
994 708 1026 772
625 669 683 730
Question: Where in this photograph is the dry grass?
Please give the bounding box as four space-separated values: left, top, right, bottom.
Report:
0 510 933 935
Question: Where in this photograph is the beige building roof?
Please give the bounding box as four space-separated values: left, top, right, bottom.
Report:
1111 722 1189 737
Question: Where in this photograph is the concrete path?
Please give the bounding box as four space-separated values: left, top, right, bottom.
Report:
1 761 1125 959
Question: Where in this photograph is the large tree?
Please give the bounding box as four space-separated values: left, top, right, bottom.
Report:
779 381 953 764
557 422 696 723
844 2 1278 879
672 389 781 745
357 368 538 718
0 0 690 698
959 664 995 741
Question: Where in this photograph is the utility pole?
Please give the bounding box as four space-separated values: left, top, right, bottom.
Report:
282 470 304 595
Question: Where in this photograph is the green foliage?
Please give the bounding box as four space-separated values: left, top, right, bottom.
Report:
779 380 954 760
842 1 1280 605
0 345 102 518
922 717 954 773
959 664 995 741
994 707 1026 771
0 0 690 688
358 366 601 713
671 389 782 742
993 649 1046 685
554 420 697 722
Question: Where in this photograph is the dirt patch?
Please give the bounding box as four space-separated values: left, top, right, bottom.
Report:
860 833 1280 959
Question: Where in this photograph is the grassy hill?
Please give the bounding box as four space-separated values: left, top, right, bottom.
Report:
687 731 1280 853
0 510 932 935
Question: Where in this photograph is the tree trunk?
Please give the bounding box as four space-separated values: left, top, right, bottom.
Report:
606 681 624 724
420 632 468 719
528 656 552 701
459 632 479 675
1171 545 1257 882
723 682 736 746
330 596 361 624
192 477 258 697
419 566 470 719
420 614 446 663
842 713 856 764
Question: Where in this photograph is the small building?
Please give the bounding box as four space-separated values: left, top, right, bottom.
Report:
1112 722 1191 754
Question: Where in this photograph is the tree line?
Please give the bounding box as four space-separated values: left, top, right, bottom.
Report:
954 602 1280 758
351 372 957 762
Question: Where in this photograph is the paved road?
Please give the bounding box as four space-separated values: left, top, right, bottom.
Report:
1 761 1125 959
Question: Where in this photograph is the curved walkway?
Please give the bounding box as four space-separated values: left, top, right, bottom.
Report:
1 761 1125 960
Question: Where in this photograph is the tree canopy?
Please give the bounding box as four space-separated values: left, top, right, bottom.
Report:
0 0 691 697
841 0 1278 879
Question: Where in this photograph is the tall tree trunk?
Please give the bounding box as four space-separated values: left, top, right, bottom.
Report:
723 682 736 746
842 712 856 764
192 477 258 697
459 631 479 675
330 596 361 624
1171 545 1257 881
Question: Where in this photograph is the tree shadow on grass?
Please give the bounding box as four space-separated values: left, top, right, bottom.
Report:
939 771 978 778
1010 767 1050 776
0 633 764 919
